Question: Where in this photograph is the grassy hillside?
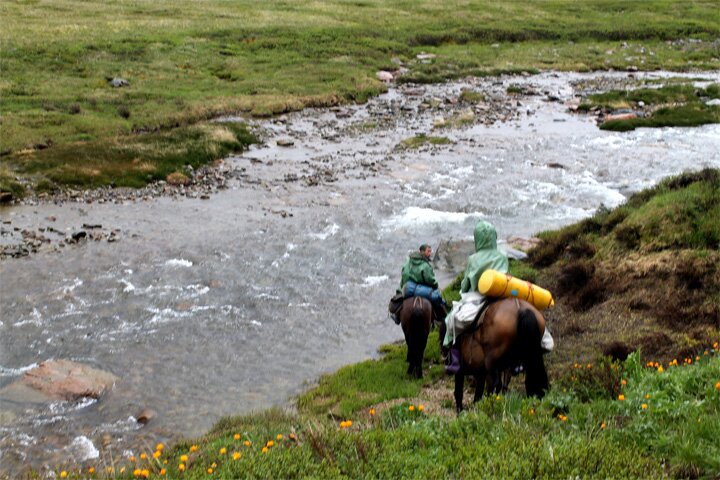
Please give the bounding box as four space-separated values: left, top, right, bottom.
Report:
42 170 720 479
2 0 720 194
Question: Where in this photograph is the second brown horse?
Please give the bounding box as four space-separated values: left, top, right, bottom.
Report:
439 298 549 412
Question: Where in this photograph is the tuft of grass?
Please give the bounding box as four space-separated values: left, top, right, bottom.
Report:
601 103 720 131
398 134 452 149
458 89 485 103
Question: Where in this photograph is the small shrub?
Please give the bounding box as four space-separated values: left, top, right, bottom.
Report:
117 105 131 119
68 103 81 115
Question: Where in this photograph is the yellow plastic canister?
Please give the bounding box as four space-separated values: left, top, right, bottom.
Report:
478 269 555 310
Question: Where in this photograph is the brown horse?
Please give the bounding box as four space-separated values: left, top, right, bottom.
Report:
439 298 549 412
399 296 433 378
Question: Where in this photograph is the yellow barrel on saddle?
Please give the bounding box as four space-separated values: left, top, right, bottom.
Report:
478 269 555 310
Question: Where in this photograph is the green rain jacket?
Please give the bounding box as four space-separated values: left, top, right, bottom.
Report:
399 251 439 290
460 220 509 293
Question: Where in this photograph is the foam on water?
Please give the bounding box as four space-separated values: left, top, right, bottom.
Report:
66 436 99 462
164 258 193 268
361 275 389 288
0 363 39 377
309 223 340 240
383 207 485 230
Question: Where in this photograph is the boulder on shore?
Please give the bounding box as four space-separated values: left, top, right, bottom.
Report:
0 360 117 403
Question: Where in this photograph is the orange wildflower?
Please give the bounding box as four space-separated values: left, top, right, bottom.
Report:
207 468 213 474
234 433 241 440
409 405 415 411
190 445 199 453
160 468 167 476
60 473 68 479
178 464 185 472
277 434 283 440
369 408 376 416
233 452 241 460
140 453 147 460
642 403 648 410
618 394 625 401
180 455 188 463
262 447 269 454
243 440 251 447
418 404 425 411
600 422 606 429
219 447 227 455
156 443 164 451
715 381 720 391
88 467 95 474
266 440 274 448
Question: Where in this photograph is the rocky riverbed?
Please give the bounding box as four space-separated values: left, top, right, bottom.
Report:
1 70 719 476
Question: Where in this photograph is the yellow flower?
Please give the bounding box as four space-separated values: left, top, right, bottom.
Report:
233 452 241 460
130 456 136 463
190 445 199 453
658 366 664 373
140 453 147 460
715 381 720 391
346 420 352 427
289 433 297 440
153 451 161 459
211 463 217 468
369 408 376 416
220 447 227 455
713 341 718 349
528 408 535 415
156 443 164 451
180 455 188 463
600 422 606 430
262 447 269 454
160 468 167 476
207 468 213 474
266 440 274 448
409 405 415 411
141 469 150 479
60 472 68 479
133 469 142 477
621 379 627 386
88 467 95 474
243 440 251 447
178 464 185 472
120 467 126 474
234 433 240 440
495 395 501 401
618 394 625 401
277 434 283 440
418 404 425 411
642 403 648 410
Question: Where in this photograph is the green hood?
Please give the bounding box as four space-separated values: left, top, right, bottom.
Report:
474 220 498 252
460 220 508 293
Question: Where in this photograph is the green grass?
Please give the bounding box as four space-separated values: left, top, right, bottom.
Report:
9 122 257 191
297 332 444 418
62 347 719 479
576 83 720 131
2 0 720 190
398 134 452 149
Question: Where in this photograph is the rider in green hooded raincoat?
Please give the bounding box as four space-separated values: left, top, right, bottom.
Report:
460 220 509 294
444 220 508 373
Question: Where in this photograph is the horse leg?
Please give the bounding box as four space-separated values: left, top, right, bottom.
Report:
473 369 486 403
454 373 464 413
501 369 512 393
414 327 429 379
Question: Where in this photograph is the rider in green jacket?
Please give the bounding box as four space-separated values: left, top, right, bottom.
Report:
389 244 445 324
400 244 439 291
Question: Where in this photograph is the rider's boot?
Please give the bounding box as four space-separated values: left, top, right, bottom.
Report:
445 344 461 375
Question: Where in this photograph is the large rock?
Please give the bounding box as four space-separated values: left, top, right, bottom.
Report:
0 360 117 403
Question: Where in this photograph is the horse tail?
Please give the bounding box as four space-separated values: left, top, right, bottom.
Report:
517 308 549 397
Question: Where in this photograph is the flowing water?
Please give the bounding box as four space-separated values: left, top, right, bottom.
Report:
1 71 719 474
